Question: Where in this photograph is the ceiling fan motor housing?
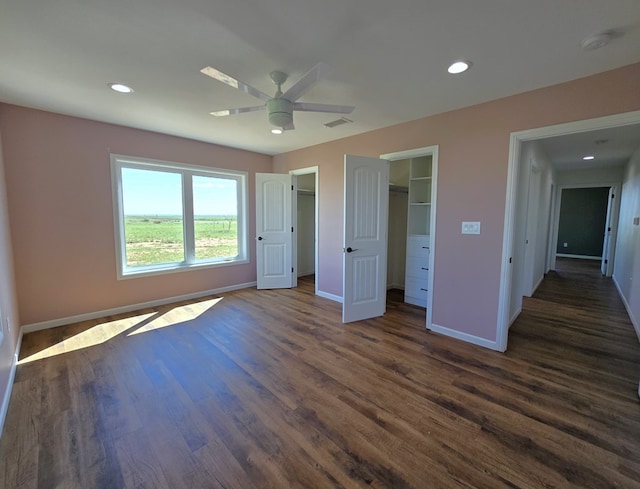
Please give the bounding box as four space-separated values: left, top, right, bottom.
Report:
267 98 293 127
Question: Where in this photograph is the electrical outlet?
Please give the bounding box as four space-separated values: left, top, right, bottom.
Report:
461 221 481 235
633 217 640 226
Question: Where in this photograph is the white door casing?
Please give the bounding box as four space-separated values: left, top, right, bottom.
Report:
601 186 613 275
256 173 293 289
342 154 389 323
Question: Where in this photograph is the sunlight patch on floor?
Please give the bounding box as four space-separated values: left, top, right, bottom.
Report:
127 297 223 336
18 312 157 364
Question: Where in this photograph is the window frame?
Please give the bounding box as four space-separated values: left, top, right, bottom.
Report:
110 154 249 279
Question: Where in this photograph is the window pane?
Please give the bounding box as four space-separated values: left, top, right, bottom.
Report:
192 175 238 260
121 168 184 267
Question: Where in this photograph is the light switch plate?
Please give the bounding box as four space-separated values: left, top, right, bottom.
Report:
461 221 481 234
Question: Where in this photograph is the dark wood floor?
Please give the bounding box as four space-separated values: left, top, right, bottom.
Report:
1 260 639 488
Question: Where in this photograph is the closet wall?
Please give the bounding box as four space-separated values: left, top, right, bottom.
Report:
297 173 316 277
387 160 410 289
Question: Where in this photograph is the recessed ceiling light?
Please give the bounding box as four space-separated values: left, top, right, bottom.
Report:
583 155 595 160
109 83 134 93
447 60 472 74
271 128 283 135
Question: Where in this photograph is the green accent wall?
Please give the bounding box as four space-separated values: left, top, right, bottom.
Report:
556 187 609 256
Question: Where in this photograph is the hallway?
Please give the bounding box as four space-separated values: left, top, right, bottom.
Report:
509 256 640 408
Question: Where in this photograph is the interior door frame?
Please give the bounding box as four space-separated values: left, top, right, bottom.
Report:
550 183 621 269
497 109 640 352
380 145 438 330
290 166 319 295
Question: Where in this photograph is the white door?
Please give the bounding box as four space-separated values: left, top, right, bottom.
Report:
342 154 389 323
601 186 617 276
601 187 612 275
256 173 293 289
523 165 541 296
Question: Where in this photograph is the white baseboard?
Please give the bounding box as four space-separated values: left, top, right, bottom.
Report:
508 307 522 330
556 253 601 261
429 323 501 351
316 290 343 303
0 330 23 439
386 283 405 290
612 276 640 342
22 281 257 334
531 275 544 295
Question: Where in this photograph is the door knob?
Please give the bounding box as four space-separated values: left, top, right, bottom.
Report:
345 247 359 253
257 236 263 241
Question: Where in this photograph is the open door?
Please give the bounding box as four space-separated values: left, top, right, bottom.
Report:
256 173 293 289
342 154 389 323
601 187 613 275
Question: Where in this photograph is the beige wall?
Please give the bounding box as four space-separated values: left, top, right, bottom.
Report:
0 105 272 326
0 122 20 431
273 63 640 343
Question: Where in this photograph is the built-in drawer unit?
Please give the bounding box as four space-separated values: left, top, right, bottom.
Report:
405 235 430 307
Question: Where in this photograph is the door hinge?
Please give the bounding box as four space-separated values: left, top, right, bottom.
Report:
292 267 294 273
611 194 615 199
608 227 612 232
604 259 608 264
292 226 294 232
509 257 512 264
291 185 294 191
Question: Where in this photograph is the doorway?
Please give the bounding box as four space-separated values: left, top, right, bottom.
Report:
291 167 318 294
497 111 640 352
380 146 438 329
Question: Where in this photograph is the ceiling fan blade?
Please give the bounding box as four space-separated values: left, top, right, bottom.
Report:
209 105 265 117
200 66 271 102
293 102 355 114
282 62 332 102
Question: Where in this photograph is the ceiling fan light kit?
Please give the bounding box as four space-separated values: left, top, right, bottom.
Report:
200 63 355 132
267 97 293 129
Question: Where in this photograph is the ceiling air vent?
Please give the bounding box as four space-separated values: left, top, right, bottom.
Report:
324 117 353 128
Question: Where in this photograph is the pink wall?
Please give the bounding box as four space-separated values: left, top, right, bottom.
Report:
274 63 640 343
0 105 272 325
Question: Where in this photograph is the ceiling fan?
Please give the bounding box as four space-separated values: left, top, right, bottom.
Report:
200 62 355 132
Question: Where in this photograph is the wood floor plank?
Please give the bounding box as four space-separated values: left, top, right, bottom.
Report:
1 258 640 488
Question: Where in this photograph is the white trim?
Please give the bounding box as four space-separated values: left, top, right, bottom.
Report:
508 307 522 329
496 132 521 352
0 330 22 439
290 166 319 296
22 281 256 334
556 253 601 261
316 290 343 303
498 110 640 352
531 274 544 295
613 275 640 342
429 323 500 351
380 146 437 161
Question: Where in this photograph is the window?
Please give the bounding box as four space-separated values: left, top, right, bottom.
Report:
111 155 248 278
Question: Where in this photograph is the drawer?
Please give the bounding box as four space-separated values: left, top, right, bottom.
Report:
406 255 429 279
405 277 428 298
406 236 430 256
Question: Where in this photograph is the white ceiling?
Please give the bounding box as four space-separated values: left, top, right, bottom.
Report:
538 123 640 172
1 0 639 156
